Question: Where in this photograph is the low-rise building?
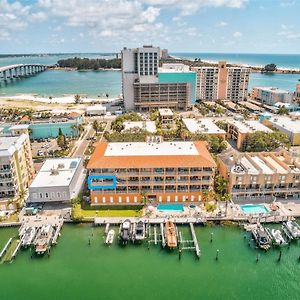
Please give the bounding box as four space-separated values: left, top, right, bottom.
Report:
218 149 300 202
0 134 34 200
182 118 226 139
226 119 272 150
263 116 300 146
123 121 156 133
87 141 216 205
252 87 293 106
158 108 174 129
295 84 300 102
28 157 84 203
86 105 106 116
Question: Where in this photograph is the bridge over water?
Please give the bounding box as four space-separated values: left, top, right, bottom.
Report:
0 64 48 82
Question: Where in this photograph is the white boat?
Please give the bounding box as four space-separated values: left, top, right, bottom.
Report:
105 229 115 245
34 225 54 254
135 221 145 241
119 220 131 244
251 225 271 250
283 221 300 239
21 227 37 248
269 229 288 246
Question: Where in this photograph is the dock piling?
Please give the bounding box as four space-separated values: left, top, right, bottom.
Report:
216 249 219 261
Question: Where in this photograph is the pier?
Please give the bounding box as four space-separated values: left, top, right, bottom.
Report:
0 64 48 83
0 238 13 259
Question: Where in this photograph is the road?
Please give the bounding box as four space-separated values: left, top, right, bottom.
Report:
71 124 94 157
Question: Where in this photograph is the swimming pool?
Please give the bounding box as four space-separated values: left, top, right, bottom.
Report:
240 204 269 214
157 204 184 212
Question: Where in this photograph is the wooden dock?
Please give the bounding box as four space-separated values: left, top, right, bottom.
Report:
0 238 13 259
190 223 201 258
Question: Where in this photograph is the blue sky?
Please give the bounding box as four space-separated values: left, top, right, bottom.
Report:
0 0 299 54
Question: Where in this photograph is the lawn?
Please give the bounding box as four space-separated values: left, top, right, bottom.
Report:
72 204 143 220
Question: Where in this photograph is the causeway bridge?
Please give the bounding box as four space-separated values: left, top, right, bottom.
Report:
0 64 48 82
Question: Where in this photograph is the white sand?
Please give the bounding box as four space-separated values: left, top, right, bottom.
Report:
0 93 121 104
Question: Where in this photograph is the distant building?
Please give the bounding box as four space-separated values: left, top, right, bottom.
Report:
28 158 84 203
263 116 300 146
226 119 272 150
252 87 293 106
0 134 34 200
87 141 216 205
86 105 106 116
121 46 194 111
295 84 300 102
192 61 250 102
182 118 226 139
218 148 300 202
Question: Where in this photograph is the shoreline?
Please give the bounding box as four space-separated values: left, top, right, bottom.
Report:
49 66 121 72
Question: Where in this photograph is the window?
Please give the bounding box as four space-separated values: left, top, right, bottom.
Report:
118 196 122 203
94 197 98 204
32 193 37 199
102 197 106 203
39 193 43 198
110 197 113 203
57 192 61 198
45 193 49 198
62 192 67 198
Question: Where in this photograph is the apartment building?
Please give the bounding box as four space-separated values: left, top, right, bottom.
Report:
263 116 300 146
182 118 226 139
218 149 300 202
294 84 300 102
28 158 84 203
192 61 250 102
252 87 293 106
87 141 216 206
122 46 194 111
226 119 272 150
0 134 34 200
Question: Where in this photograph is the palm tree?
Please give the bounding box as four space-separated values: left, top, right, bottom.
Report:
74 94 81 104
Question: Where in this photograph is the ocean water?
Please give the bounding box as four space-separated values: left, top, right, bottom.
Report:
1 224 300 300
0 53 299 97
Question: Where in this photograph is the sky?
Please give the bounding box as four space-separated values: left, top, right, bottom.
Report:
0 0 300 54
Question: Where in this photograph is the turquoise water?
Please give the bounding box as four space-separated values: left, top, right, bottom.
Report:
0 53 299 97
1 224 300 300
240 204 269 214
157 204 184 211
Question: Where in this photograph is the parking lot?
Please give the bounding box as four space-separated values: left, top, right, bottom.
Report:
31 138 59 157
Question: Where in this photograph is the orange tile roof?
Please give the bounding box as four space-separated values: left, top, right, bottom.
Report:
87 141 216 169
20 115 30 122
68 112 81 118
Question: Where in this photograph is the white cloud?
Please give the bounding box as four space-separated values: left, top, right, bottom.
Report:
216 21 228 27
280 1 295 7
233 31 242 38
31 12 48 22
278 24 300 40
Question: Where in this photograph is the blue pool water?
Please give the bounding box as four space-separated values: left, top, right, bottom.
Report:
157 204 184 212
240 204 269 214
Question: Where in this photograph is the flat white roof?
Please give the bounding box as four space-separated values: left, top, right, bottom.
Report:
30 158 82 188
86 105 106 111
0 134 27 157
123 121 156 133
228 120 272 134
269 117 300 133
254 86 290 94
251 156 274 174
158 108 173 116
104 142 199 157
9 124 30 130
183 118 226 135
241 157 260 175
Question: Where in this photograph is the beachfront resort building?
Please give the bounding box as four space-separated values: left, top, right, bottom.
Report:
121 46 195 111
218 149 300 202
226 119 272 150
182 118 226 139
0 134 34 200
87 141 216 205
192 61 250 102
28 158 85 203
252 87 293 106
263 116 300 146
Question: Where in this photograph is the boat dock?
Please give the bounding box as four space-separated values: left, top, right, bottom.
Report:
0 238 13 259
0 238 21 263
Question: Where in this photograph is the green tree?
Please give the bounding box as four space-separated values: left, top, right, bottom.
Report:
277 106 289 115
263 63 277 72
74 94 81 104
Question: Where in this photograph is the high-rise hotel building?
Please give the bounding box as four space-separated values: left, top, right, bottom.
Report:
87 141 216 205
121 46 195 111
0 134 34 200
192 61 250 102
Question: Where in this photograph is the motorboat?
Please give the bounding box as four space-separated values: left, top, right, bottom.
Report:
21 227 36 248
34 225 54 254
251 225 271 250
105 229 115 245
134 221 145 241
268 228 288 246
283 221 300 240
165 221 177 249
119 220 131 244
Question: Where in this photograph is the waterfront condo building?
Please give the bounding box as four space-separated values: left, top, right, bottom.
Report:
295 84 300 103
87 141 216 205
252 87 293 106
0 134 34 200
28 158 85 203
218 149 300 202
122 46 194 111
192 61 250 102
